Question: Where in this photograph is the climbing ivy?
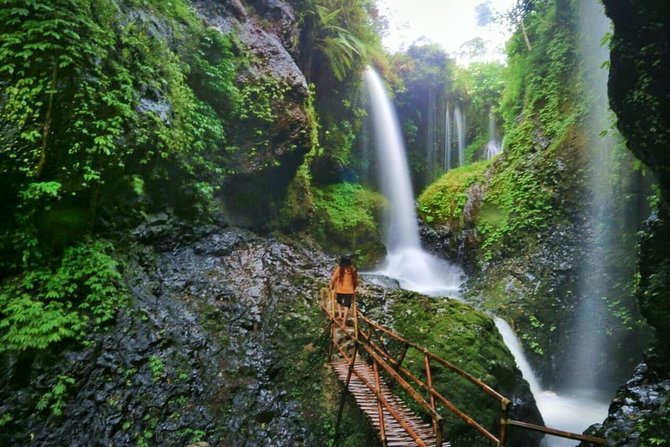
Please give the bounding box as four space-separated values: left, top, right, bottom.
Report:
311 182 385 248
0 240 126 352
0 0 247 352
418 160 490 227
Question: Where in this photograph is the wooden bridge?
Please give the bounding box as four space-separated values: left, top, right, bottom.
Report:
320 289 607 447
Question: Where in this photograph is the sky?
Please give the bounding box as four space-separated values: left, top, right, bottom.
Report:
377 0 517 64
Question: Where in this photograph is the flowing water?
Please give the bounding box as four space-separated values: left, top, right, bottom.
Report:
364 68 463 296
445 101 452 170
364 63 612 445
443 102 467 169
486 108 502 159
454 104 466 167
495 318 609 447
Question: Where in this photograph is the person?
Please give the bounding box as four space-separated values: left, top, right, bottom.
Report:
329 254 358 326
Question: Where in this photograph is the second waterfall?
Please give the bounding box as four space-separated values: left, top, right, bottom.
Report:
364 67 463 295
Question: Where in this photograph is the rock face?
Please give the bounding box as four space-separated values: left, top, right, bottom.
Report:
582 351 670 447
0 221 335 446
601 0 670 342
0 216 546 446
594 1 670 443
193 0 311 229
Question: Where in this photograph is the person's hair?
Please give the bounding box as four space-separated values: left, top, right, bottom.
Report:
338 255 354 283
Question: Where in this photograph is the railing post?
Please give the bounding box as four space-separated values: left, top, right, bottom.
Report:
373 361 387 446
423 352 439 440
353 294 359 339
328 320 337 362
499 397 511 447
330 289 336 318
335 343 359 441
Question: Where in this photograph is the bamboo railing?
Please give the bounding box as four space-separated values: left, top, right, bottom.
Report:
320 288 607 446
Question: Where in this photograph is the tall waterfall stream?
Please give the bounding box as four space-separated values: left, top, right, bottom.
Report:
364 68 463 296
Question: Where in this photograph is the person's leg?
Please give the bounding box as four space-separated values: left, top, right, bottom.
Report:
342 304 349 326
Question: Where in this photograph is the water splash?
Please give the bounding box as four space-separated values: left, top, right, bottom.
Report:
486 108 502 159
495 318 609 447
364 68 463 296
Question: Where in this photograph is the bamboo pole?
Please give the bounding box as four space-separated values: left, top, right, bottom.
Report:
362 332 500 444
424 353 438 437
348 359 429 447
328 320 334 362
353 294 358 339
507 420 607 444
358 313 506 402
335 343 359 440
373 361 387 445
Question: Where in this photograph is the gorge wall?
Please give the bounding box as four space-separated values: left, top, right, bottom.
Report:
0 1 543 446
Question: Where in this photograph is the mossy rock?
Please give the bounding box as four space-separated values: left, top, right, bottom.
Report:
418 160 491 231
309 182 386 267
359 289 543 447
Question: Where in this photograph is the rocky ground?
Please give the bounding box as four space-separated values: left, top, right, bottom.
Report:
0 216 342 446
0 214 547 447
582 349 670 446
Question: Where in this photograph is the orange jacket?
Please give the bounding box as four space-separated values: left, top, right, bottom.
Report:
330 266 358 294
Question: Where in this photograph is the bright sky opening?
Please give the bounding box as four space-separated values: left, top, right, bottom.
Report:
377 0 517 64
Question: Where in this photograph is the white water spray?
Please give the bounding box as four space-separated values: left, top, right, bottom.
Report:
495 318 609 447
364 68 463 296
486 108 502 160
445 101 452 170
454 105 466 166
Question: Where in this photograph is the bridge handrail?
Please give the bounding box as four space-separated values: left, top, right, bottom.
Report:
321 288 607 446
358 325 502 445
357 312 507 402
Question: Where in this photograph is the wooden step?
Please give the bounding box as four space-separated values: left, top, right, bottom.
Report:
332 359 450 447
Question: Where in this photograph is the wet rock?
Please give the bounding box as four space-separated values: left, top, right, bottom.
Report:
580 349 670 446
191 0 310 229
193 228 253 256
359 272 401 289
0 225 335 446
185 442 209 447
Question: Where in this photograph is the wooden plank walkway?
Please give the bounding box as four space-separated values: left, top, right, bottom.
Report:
332 359 449 447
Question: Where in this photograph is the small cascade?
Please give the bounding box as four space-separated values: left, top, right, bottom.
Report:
444 101 452 171
364 67 463 296
486 108 502 159
495 318 609 447
454 105 466 166
426 88 437 184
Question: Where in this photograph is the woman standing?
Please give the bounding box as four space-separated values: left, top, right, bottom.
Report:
329 255 358 326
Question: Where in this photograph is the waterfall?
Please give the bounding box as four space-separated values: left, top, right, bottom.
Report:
495 318 609 447
445 102 452 170
568 0 616 394
364 68 463 295
426 88 437 184
566 0 650 398
486 108 502 159
454 105 466 166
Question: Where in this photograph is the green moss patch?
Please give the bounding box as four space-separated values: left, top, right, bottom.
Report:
418 160 490 229
310 182 386 267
